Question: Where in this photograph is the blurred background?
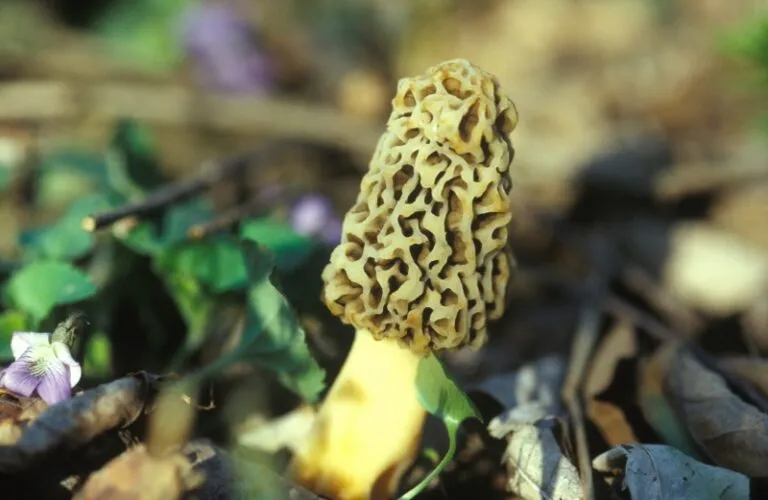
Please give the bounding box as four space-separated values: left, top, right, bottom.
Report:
1 0 765 219
1 1 768 498
2 0 766 366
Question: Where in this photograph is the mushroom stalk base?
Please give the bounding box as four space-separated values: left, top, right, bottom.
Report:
290 328 427 500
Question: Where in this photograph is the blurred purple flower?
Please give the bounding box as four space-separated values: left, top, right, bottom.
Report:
291 194 342 245
180 3 273 93
0 331 81 405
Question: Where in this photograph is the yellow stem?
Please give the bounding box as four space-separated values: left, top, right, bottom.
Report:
290 329 427 500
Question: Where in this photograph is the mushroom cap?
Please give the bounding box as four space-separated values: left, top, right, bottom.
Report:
322 59 518 355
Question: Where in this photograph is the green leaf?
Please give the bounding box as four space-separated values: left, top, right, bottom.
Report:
84 331 112 377
119 198 214 256
36 168 101 211
39 149 107 180
0 310 30 359
19 194 114 261
117 222 165 256
240 217 317 272
415 352 481 427
107 119 166 198
0 163 13 193
193 241 325 402
4 261 97 322
157 238 248 293
163 271 214 350
400 352 482 500
94 0 189 71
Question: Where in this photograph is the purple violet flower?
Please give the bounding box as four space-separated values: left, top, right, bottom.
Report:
0 324 81 405
290 194 343 246
180 3 274 93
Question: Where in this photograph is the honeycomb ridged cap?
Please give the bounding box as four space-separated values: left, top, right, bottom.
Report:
321 59 518 355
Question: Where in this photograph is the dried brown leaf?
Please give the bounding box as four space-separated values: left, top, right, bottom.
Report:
719 356 768 400
665 346 768 476
586 400 638 446
237 404 316 454
637 345 700 458
498 420 583 500
585 320 637 398
74 444 203 500
584 320 639 446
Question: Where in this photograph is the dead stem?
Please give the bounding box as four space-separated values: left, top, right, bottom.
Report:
82 149 276 232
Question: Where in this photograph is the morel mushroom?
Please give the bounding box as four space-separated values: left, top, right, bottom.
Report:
290 59 518 500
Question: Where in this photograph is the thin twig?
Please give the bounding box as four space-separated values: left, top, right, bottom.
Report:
561 299 601 500
620 265 705 337
187 198 267 240
82 149 272 232
0 81 381 158
187 185 306 239
560 231 618 500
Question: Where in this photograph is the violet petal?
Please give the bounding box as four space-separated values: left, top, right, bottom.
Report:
2 353 41 397
11 332 50 359
291 195 336 236
52 341 82 387
36 359 71 405
321 218 343 245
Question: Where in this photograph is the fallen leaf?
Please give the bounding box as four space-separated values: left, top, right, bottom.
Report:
665 346 768 476
238 404 316 454
585 320 637 398
496 418 583 500
593 444 748 500
475 355 565 415
587 400 637 446
488 403 551 438
74 444 203 500
719 356 768 400
637 345 700 458
584 320 639 446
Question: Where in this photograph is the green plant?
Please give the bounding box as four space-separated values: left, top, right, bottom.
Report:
0 119 325 402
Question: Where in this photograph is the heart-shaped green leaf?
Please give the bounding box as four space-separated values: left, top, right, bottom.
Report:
156 238 247 293
19 194 114 261
193 241 325 402
4 261 97 323
240 217 317 272
415 352 481 425
119 198 214 256
400 352 482 500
